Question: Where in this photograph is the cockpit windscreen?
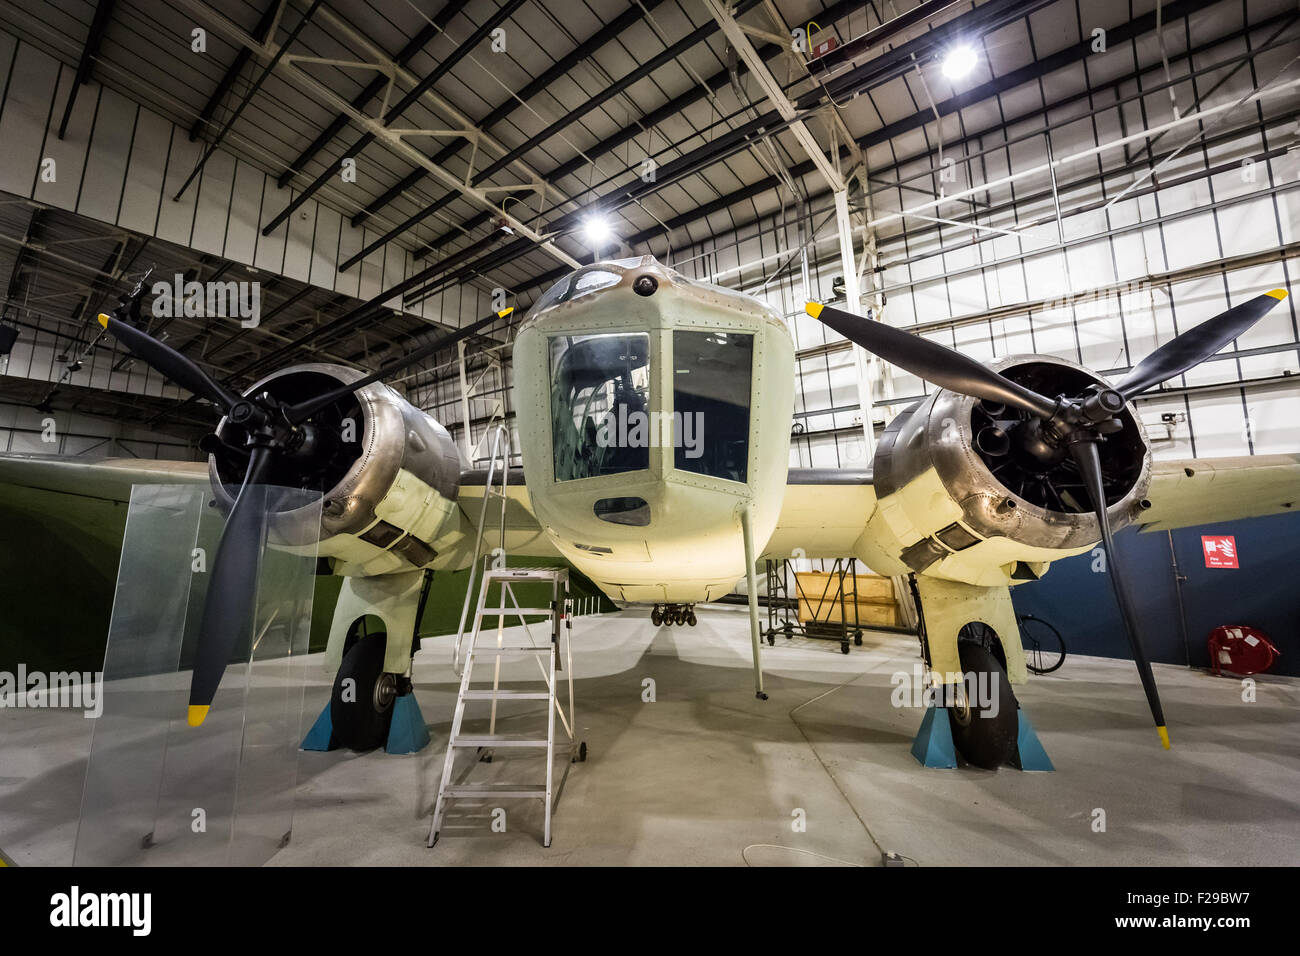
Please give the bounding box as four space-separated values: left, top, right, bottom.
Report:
549 332 651 481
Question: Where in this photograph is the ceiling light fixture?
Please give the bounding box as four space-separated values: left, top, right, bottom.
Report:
582 215 611 246
942 44 977 80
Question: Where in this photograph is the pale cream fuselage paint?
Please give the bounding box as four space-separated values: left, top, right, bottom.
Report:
509 263 1094 671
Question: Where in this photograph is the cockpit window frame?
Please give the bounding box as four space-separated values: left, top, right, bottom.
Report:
547 330 654 484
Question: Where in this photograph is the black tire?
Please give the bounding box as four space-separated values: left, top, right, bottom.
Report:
840 641 850 655
686 611 697 627
651 608 662 626
1019 614 1067 674
947 640 1018 769
854 630 863 646
330 632 395 751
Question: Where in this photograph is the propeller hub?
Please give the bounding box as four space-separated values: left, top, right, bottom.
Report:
1077 385 1126 424
228 400 260 426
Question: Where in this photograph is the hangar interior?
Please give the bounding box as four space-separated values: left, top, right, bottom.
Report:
0 0 1297 867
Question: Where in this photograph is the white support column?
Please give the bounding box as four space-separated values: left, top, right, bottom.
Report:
457 339 473 460
834 188 876 460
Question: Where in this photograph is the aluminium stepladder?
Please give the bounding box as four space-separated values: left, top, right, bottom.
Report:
428 565 581 848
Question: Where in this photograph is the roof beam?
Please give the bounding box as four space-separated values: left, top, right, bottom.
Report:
188 0 279 141
57 0 117 139
258 0 529 235
350 0 668 228
275 1 462 187
702 0 852 191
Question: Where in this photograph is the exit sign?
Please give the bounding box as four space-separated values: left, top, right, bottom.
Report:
1202 535 1239 569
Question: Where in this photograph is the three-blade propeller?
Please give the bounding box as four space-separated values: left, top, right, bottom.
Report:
806 289 1288 747
97 274 513 725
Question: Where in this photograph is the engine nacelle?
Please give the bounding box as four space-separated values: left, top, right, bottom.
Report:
209 363 463 576
858 354 1153 588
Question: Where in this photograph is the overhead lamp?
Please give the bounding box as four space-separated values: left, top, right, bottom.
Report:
941 44 977 80
582 214 612 246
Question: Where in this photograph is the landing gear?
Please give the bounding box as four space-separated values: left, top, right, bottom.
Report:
329 632 396 751
652 603 696 626
947 639 1019 769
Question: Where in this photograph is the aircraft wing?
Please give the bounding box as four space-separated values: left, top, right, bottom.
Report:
444 467 563 564
764 468 878 558
0 452 208 501
1137 454 1300 532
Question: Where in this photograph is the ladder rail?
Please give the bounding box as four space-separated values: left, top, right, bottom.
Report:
453 423 512 674
430 565 577 849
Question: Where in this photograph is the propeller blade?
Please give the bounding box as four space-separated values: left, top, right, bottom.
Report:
283 308 513 424
187 446 275 726
1069 439 1170 749
98 312 242 411
1117 289 1287 399
805 302 1059 418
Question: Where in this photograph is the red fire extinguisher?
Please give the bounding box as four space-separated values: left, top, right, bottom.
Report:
1207 625 1280 676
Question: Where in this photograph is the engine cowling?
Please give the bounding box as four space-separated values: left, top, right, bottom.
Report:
858 354 1153 588
208 362 462 576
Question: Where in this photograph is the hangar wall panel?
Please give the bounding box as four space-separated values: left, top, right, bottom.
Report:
0 33 475 335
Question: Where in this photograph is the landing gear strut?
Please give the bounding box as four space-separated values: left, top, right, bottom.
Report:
652 603 696 626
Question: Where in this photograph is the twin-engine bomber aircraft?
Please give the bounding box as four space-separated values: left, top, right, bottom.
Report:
2 256 1296 768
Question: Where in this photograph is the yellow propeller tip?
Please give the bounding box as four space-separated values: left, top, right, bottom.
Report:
187 705 209 727
1265 289 1287 300
804 301 824 318
1157 725 1171 749
97 313 111 328
497 306 514 317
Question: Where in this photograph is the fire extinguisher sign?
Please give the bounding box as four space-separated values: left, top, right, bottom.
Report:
1201 535 1239 568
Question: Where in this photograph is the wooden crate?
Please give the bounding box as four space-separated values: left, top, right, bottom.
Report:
794 571 900 628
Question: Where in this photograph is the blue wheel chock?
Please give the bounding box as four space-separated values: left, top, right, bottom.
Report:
910 704 1054 771
301 701 337 751
1010 708 1054 772
910 704 958 768
300 693 431 755
384 693 431 755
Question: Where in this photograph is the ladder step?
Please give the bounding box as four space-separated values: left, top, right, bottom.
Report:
441 784 547 799
479 608 555 616
469 645 553 655
453 734 550 748
485 569 566 581
461 689 551 700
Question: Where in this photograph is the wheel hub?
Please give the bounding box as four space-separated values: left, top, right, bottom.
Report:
373 671 397 711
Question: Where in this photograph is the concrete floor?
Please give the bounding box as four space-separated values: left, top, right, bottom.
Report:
3 602 1299 866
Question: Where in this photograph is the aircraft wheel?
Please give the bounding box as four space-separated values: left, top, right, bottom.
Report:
686 611 697 627
947 640 1018 769
651 607 662 626
330 633 395 751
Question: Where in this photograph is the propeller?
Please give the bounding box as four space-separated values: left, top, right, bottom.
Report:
97 274 514 725
806 288 1289 746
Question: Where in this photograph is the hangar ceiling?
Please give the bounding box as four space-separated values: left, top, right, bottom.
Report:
0 0 1296 444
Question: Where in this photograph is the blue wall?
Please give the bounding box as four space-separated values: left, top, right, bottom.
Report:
1010 510 1300 676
